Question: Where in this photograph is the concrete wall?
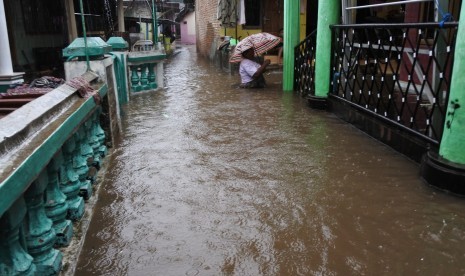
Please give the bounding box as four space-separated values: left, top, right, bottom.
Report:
64 57 121 147
195 0 221 59
180 11 196 44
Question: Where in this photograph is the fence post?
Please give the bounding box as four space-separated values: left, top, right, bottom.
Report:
421 6 465 194
310 0 340 109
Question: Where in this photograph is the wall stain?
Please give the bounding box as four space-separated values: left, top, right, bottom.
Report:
446 99 461 130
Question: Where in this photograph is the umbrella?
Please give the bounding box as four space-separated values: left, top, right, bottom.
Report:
229 32 282 63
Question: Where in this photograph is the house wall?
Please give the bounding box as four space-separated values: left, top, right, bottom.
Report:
180 12 196 44
223 25 262 41
222 0 307 42
195 0 222 59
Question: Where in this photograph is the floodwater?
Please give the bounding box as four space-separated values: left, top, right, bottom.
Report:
75 45 465 276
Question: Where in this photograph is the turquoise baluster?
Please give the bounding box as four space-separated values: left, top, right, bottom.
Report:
61 136 85 221
92 108 107 158
24 170 63 275
130 66 141 92
45 151 73 247
73 131 92 200
85 116 101 170
81 123 98 184
0 198 36 275
148 63 157 89
140 64 149 90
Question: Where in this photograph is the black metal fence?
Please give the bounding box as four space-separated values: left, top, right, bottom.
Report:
294 30 317 97
330 23 458 145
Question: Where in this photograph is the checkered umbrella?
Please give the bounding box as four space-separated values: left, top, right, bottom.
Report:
229 32 282 63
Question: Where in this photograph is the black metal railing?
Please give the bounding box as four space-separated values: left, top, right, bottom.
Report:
294 30 317 97
330 22 458 144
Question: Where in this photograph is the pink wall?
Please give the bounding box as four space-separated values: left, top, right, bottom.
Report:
180 12 196 44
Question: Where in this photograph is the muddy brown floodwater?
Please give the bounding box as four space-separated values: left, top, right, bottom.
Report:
75 45 465 276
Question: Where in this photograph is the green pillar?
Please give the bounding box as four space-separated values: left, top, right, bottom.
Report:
439 10 465 165
282 0 300 91
310 0 340 107
421 6 465 194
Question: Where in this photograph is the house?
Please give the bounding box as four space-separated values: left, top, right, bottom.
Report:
196 0 314 61
176 3 196 44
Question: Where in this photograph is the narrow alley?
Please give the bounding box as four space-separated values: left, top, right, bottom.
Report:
75 45 465 275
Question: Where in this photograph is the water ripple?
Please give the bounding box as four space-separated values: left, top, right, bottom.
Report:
75 44 465 276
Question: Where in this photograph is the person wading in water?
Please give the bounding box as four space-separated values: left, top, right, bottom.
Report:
239 48 271 88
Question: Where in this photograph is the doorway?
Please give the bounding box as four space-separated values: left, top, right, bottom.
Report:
262 0 284 36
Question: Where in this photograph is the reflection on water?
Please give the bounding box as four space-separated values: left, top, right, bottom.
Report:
75 45 465 276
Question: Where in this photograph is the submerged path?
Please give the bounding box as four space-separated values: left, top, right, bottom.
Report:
75 45 465 275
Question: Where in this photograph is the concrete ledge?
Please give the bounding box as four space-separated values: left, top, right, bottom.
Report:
0 73 106 217
327 95 433 163
127 51 167 64
0 72 99 157
307 95 328 110
421 151 465 196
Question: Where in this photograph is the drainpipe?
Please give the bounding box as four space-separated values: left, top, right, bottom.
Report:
309 0 340 109
421 5 465 195
0 0 24 92
78 0 91 71
152 0 158 46
118 0 125 32
282 0 300 91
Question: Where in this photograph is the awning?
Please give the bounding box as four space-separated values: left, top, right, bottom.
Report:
157 19 179 26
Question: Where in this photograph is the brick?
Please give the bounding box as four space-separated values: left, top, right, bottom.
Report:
195 0 222 59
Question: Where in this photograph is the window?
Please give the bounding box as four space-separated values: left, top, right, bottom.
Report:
343 0 458 25
21 0 64 34
244 0 261 28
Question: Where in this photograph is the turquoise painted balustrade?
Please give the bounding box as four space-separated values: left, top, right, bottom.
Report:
127 50 166 93
0 72 110 275
0 42 164 275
